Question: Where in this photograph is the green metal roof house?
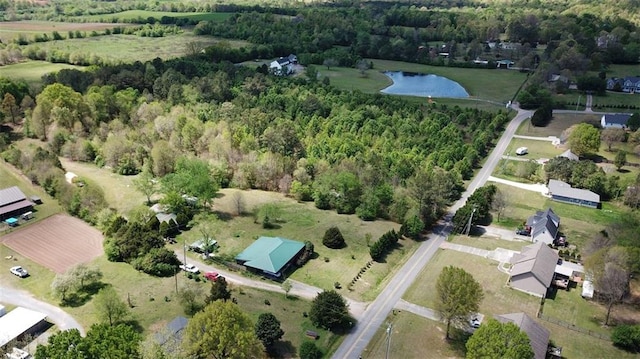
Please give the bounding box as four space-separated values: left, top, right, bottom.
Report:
235 236 305 277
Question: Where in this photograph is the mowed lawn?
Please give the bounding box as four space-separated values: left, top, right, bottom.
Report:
506 138 564 160
515 113 601 137
318 58 527 104
178 188 410 302
448 235 528 252
403 250 541 318
364 311 464 359
22 31 249 64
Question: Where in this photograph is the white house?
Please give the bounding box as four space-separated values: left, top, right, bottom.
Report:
600 113 632 129
269 54 298 76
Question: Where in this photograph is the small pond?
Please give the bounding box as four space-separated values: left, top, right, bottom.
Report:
381 71 469 98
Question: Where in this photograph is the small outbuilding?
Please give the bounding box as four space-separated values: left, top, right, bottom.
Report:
235 236 305 278
600 114 631 129
155 316 188 348
547 179 600 208
0 307 48 347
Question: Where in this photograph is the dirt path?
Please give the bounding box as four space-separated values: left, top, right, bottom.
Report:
0 285 85 335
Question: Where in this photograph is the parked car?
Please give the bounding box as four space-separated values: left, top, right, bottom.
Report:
179 263 200 274
204 271 221 282
516 228 530 236
10 266 28 278
515 147 528 155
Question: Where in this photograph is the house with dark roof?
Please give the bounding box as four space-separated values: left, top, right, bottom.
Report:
0 186 34 221
235 236 305 278
525 208 559 245
496 312 550 359
547 179 600 208
509 241 559 297
607 76 640 93
269 54 297 76
600 113 632 129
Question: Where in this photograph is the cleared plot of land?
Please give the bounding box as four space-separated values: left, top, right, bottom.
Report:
403 249 540 318
22 32 249 64
591 92 639 111
180 188 410 302
515 113 601 137
448 235 527 252
59 158 146 216
0 214 103 273
0 61 83 87
364 311 464 358
318 58 526 104
505 138 564 160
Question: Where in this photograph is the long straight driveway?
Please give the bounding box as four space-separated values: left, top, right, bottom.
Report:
332 107 533 359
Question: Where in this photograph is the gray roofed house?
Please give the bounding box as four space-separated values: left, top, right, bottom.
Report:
496 312 550 359
525 208 559 245
547 179 600 208
509 241 559 297
557 149 579 161
600 113 632 129
155 316 188 348
0 186 34 220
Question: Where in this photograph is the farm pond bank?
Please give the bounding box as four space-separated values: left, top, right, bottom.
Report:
381 71 469 98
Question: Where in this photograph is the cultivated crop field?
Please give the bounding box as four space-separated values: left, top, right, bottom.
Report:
0 214 103 273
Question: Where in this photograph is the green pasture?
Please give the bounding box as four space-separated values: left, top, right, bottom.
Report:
175 188 410 302
604 64 640 78
0 61 83 88
403 249 541 318
318 59 527 104
80 10 233 23
364 311 465 358
552 92 587 110
22 32 249 64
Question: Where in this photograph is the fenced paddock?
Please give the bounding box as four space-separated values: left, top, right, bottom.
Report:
0 214 103 273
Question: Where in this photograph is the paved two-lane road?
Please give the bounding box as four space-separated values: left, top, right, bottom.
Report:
332 107 533 359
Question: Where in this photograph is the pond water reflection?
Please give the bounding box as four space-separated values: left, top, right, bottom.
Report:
381 71 469 98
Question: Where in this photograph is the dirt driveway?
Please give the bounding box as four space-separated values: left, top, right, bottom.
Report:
1 214 103 273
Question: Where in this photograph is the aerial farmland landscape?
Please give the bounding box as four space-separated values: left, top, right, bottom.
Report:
1 1 640 358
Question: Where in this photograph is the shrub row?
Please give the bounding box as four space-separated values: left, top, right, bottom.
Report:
369 230 400 262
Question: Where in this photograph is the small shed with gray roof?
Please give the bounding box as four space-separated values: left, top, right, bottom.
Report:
509 241 559 297
496 312 550 359
547 179 600 208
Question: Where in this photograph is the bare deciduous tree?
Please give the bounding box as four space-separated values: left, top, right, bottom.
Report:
491 189 508 222
232 191 246 216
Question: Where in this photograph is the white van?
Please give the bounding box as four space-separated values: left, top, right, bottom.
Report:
21 211 33 220
515 147 528 155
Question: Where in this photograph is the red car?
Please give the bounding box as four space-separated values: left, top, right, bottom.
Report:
204 271 221 282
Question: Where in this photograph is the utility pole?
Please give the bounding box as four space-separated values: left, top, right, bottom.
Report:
465 208 476 236
174 267 178 294
183 239 187 269
385 323 393 359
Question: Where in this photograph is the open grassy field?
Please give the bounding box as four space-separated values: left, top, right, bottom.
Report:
79 10 233 23
363 311 464 359
604 64 640 78
515 113 601 137
592 92 640 111
506 138 564 160
22 31 249 64
177 188 410 302
448 235 528 252
403 249 541 318
0 21 134 42
59 159 147 216
318 59 527 105
0 61 83 88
